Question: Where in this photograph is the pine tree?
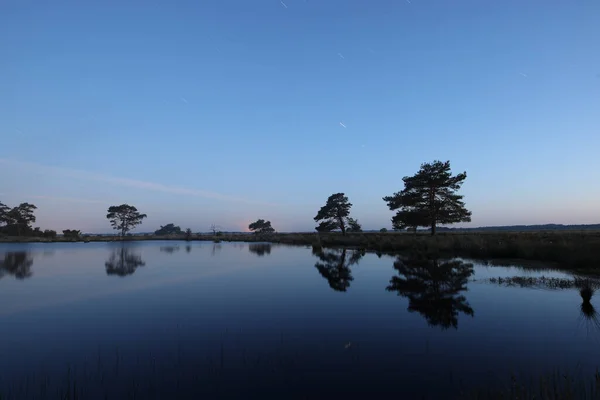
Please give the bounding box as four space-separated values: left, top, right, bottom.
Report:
314 193 353 235
383 160 471 235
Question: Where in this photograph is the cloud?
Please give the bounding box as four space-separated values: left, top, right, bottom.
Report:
28 195 109 204
0 158 279 206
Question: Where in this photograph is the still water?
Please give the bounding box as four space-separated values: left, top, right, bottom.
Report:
0 241 599 399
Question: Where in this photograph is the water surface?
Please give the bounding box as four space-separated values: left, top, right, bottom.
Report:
1 241 598 399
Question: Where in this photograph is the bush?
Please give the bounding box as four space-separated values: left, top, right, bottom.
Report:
43 229 57 238
63 229 81 239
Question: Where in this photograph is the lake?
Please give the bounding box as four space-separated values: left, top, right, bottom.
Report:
1 241 599 399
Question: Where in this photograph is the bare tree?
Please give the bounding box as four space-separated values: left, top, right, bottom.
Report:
210 224 222 235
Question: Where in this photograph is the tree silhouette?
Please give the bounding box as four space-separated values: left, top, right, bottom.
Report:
347 217 362 232
62 229 81 239
248 219 275 235
314 193 354 235
0 252 34 280
315 219 338 233
383 160 471 235
249 243 272 256
313 247 364 292
0 202 37 236
154 223 182 235
386 256 474 329
209 224 222 235
106 204 147 237
0 201 10 227
105 247 146 277
42 229 57 238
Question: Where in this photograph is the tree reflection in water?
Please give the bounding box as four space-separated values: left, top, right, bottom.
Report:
387 256 474 330
313 247 364 292
249 243 272 257
487 275 600 336
160 246 180 254
211 243 222 256
579 281 600 335
0 251 34 280
105 247 146 277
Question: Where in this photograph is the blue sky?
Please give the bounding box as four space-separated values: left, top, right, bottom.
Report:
1 0 599 233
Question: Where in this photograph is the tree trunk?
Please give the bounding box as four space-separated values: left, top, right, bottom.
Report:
339 218 346 236
429 187 436 236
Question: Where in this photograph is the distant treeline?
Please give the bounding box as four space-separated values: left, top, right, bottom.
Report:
434 224 600 232
78 225 600 236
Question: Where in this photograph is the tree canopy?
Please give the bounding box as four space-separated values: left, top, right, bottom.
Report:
0 201 10 226
314 193 354 235
0 202 37 236
62 229 81 239
43 229 57 238
315 220 338 233
154 223 182 236
106 204 147 237
347 217 362 233
248 219 275 234
383 160 471 235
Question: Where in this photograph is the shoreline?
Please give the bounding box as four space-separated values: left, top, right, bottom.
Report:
1 231 599 271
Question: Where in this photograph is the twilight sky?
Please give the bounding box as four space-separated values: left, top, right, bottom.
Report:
1 0 599 233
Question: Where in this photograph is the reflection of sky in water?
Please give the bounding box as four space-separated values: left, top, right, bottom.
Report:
0 242 290 316
0 242 599 397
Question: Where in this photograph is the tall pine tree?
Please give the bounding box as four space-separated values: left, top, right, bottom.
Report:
383 160 471 235
314 193 353 235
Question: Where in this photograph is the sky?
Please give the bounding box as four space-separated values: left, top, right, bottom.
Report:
1 0 599 233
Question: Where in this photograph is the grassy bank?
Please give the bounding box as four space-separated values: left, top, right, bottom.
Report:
2 231 600 270
216 231 599 270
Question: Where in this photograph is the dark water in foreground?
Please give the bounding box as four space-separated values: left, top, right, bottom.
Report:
0 241 599 399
